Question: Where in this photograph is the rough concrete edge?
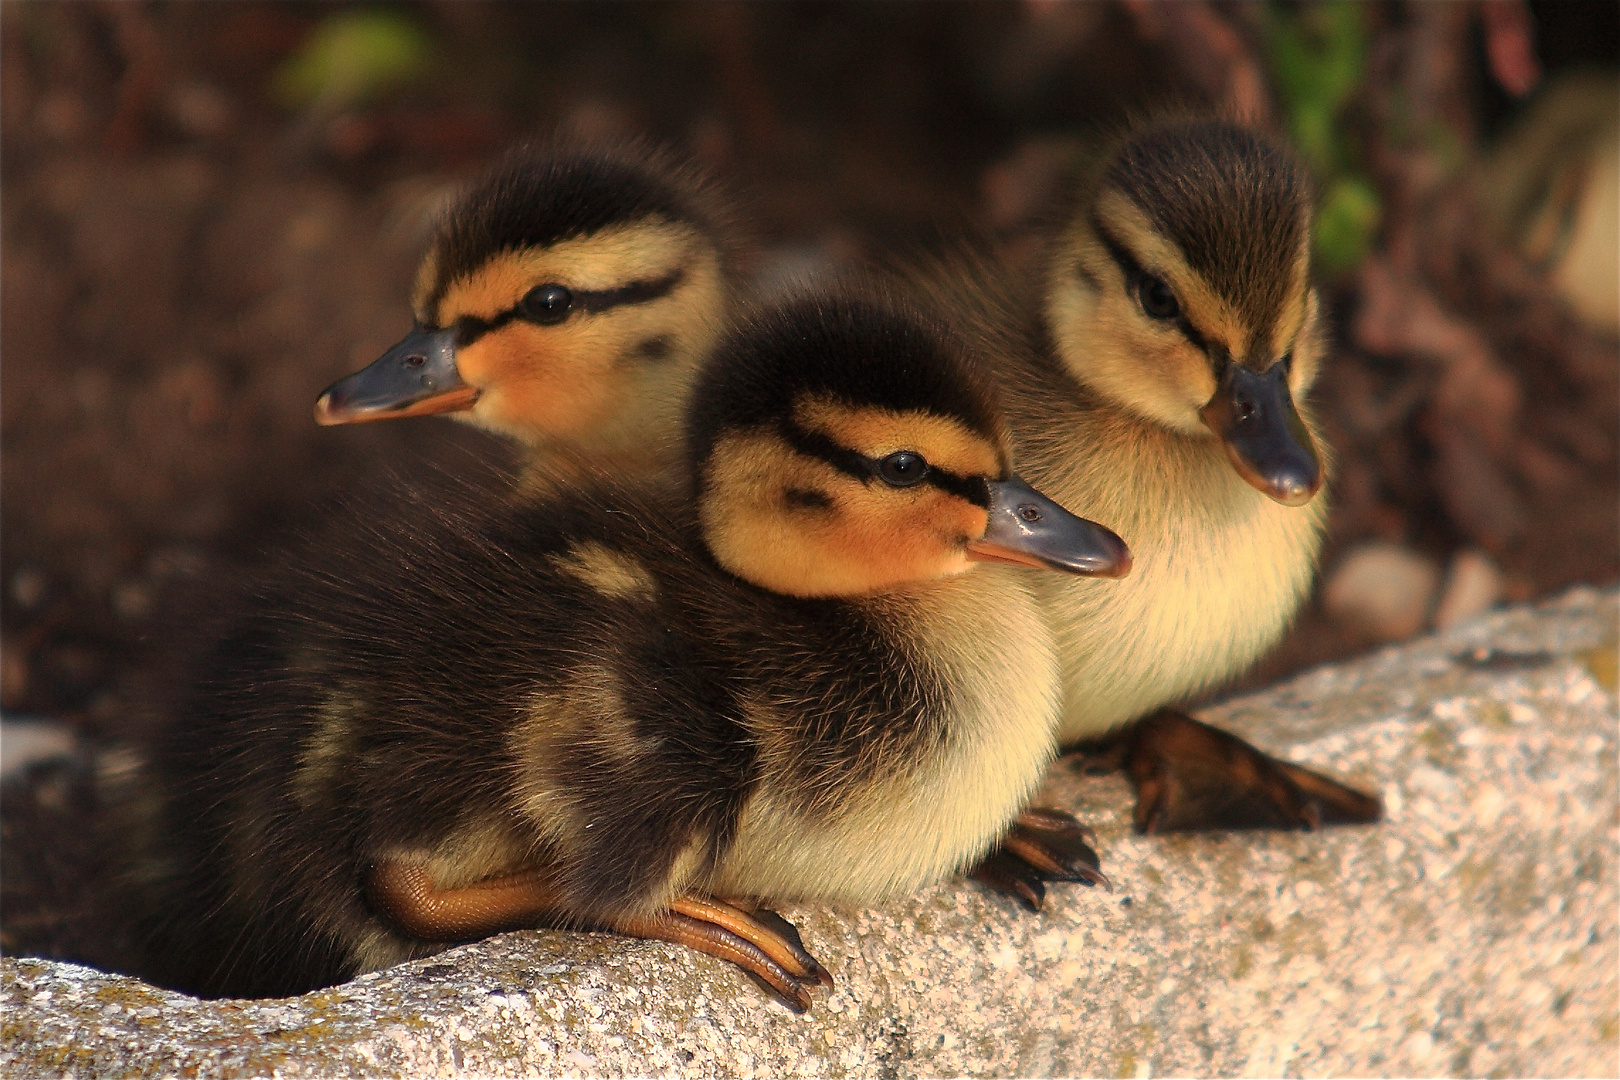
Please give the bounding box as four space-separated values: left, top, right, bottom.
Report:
1 586 1615 1079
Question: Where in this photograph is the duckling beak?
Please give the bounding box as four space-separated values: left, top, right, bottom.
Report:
314 326 479 426
967 476 1132 578
1198 362 1322 506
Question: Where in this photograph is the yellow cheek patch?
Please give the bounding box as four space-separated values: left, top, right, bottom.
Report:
792 397 1004 480
1055 268 1219 431
701 430 989 597
455 321 628 440
1284 286 1326 398
550 542 658 601
430 221 707 327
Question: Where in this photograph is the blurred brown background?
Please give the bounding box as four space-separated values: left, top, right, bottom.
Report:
2 0 1616 742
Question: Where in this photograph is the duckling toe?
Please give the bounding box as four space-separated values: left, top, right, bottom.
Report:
617 896 830 1013
364 861 570 942
970 807 1110 911
1005 808 1111 890
1124 710 1382 833
969 851 1048 912
1012 806 1100 859
1270 759 1385 826
745 905 835 987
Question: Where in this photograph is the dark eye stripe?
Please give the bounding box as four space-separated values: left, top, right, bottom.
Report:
1090 211 1148 286
1088 213 1210 357
922 466 990 508
778 421 873 481
445 268 686 347
575 268 684 314
778 420 992 508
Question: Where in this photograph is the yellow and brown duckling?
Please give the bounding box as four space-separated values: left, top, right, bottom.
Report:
931 117 1379 832
130 288 1129 1009
314 137 743 483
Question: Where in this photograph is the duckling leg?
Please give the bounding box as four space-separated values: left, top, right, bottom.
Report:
1124 710 1383 834
970 807 1110 912
365 861 569 941
366 862 829 1012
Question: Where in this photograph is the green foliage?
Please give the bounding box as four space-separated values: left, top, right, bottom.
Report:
1314 176 1380 274
273 9 435 110
1265 1 1367 174
1262 2 1380 274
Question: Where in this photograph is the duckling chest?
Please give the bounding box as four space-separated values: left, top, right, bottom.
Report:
709 571 1061 903
1035 443 1327 743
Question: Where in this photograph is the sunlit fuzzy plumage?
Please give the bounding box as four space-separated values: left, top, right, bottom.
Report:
129 288 1107 1001
921 117 1330 746
316 136 746 484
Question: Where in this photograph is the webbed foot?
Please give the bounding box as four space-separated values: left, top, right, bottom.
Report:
366 862 830 1012
619 896 832 1013
1124 710 1382 834
971 806 1110 912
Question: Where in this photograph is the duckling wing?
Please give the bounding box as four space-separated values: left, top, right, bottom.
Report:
133 469 753 993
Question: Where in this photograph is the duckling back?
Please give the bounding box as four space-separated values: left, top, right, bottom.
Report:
132 467 734 995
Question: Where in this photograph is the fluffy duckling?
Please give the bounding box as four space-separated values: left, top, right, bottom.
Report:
131 290 1129 1009
314 137 743 482
932 117 1378 831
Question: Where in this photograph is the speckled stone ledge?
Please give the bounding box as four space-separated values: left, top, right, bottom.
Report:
4 588 1616 1078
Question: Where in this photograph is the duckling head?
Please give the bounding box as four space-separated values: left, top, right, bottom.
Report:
316 139 739 452
1045 119 1325 506
688 294 1130 598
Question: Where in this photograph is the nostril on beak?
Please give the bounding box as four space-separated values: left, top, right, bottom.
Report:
403 354 426 369
1018 504 1043 523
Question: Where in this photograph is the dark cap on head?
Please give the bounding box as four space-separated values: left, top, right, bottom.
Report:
685 294 1003 474
1103 120 1312 336
420 138 732 318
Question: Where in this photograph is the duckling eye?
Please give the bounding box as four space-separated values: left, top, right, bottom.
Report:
521 284 574 325
876 451 928 487
1136 275 1180 321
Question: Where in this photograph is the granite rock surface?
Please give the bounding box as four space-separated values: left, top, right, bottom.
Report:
3 588 1616 1078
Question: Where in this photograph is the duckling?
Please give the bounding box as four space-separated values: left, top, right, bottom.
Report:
314 137 744 483
130 289 1129 1009
925 117 1378 832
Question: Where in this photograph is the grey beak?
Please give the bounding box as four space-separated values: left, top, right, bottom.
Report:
1199 361 1322 506
314 326 477 426
967 475 1131 578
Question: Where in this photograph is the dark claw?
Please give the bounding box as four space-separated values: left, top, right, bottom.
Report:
1008 807 1103 872
970 849 1047 912
750 906 835 988
1073 862 1112 891
739 968 816 1013
1125 710 1382 834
